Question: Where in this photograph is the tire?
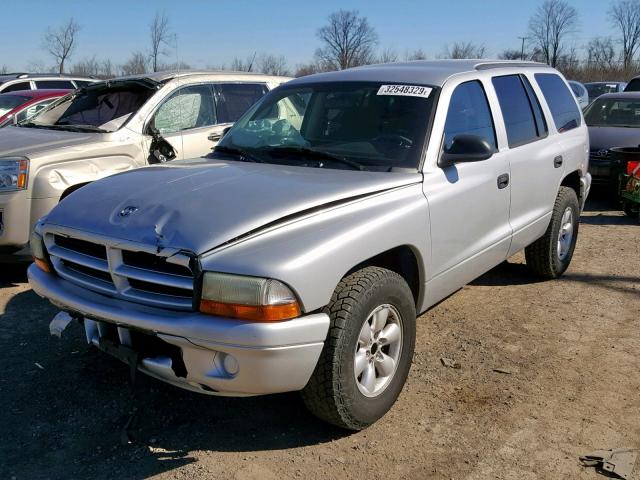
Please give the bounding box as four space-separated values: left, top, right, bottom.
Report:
301 267 416 430
525 186 580 279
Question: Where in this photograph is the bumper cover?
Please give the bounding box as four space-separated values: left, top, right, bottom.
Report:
29 265 330 396
580 172 592 211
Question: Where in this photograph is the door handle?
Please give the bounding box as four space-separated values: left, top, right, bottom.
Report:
208 132 222 142
497 173 509 189
554 155 563 168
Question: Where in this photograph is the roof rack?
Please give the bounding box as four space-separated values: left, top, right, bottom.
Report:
475 61 545 71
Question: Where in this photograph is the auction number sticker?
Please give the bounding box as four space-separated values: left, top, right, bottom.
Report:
377 85 432 98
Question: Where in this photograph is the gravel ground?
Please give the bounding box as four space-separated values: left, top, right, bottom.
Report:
1 192 638 480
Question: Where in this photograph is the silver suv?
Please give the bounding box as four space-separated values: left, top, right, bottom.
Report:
0 71 289 259
29 60 591 430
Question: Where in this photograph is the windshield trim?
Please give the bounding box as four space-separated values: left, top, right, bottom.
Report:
219 80 440 173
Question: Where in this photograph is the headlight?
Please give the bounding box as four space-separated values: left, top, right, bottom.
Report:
30 227 52 273
200 272 301 322
0 157 29 192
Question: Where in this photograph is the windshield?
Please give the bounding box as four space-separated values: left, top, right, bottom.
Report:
584 98 640 128
24 82 156 133
214 82 437 171
0 94 29 116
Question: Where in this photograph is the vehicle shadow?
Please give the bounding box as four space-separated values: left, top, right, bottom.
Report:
0 262 29 288
0 289 347 480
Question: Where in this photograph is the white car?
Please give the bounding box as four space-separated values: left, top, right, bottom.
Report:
0 70 290 259
0 73 96 93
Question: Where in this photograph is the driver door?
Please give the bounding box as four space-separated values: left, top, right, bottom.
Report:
423 80 512 300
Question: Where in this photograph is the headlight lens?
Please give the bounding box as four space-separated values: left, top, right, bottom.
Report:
200 272 301 321
0 157 29 191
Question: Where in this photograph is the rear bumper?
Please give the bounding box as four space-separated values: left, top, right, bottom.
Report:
28 264 330 396
580 172 592 211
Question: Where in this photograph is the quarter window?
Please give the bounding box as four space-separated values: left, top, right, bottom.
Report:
534 73 581 132
153 84 216 134
215 83 269 124
492 75 540 147
35 80 75 89
443 80 496 151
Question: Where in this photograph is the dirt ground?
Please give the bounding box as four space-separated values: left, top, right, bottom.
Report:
1 191 638 480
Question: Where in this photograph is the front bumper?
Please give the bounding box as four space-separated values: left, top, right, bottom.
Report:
29 264 330 396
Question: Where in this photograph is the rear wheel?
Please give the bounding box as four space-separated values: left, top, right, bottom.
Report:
301 267 416 430
525 187 580 279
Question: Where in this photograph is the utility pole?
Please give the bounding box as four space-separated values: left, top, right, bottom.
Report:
518 36 529 60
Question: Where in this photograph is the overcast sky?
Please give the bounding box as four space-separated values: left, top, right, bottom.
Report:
0 0 619 72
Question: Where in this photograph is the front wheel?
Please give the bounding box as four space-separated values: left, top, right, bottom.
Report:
525 186 580 278
301 267 416 430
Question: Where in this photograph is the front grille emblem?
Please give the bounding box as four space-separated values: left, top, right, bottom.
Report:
119 206 139 217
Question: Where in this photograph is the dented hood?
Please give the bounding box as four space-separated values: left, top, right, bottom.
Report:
0 125 97 158
45 160 422 254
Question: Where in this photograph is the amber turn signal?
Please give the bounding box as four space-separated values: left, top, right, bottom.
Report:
200 299 301 322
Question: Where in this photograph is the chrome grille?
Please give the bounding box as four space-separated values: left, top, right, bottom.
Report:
44 228 194 311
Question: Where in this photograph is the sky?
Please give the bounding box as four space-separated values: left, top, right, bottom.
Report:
0 0 619 73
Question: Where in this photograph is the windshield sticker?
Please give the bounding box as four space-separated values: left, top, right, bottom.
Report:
377 85 432 98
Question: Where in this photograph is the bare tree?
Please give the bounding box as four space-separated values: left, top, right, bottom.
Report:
315 10 378 70
149 11 172 72
71 56 100 76
0 65 9 74
609 0 640 68
230 53 257 72
499 49 526 60
121 51 148 76
43 18 81 73
404 49 427 61
586 37 617 70
26 59 48 73
443 41 486 59
294 62 323 77
256 54 290 76
528 0 578 67
377 48 399 64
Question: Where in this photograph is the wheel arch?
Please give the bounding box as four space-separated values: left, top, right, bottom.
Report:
560 169 582 201
346 245 423 308
60 182 91 201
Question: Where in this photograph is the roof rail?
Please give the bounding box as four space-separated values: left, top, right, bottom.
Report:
475 61 545 71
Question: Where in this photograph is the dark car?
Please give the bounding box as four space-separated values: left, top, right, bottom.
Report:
0 89 70 127
584 92 640 189
585 81 626 104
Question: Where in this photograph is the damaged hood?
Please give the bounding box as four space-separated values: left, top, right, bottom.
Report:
45 160 422 254
0 125 98 158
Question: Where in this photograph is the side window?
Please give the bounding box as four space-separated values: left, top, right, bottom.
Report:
443 80 496 151
16 99 58 123
74 80 92 88
215 83 269 124
2 82 31 93
35 80 75 89
492 75 540 147
534 73 581 132
152 84 216 134
521 76 548 137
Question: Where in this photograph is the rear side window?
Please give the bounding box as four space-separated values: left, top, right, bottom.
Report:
35 80 75 89
2 82 31 93
443 80 496 151
534 73 581 132
215 83 269 123
492 75 548 147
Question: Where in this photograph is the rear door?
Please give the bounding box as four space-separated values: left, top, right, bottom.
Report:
490 73 564 255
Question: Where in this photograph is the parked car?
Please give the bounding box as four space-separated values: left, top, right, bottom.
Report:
0 73 95 93
29 60 591 430
0 70 289 260
0 89 70 128
569 80 589 109
624 75 640 92
583 92 640 191
585 81 627 104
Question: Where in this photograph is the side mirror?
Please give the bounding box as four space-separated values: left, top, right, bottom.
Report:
439 134 494 168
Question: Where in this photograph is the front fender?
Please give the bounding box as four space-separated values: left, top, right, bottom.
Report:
199 184 430 312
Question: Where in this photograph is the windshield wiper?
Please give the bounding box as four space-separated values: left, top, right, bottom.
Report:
266 146 365 171
17 122 106 133
214 145 265 163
